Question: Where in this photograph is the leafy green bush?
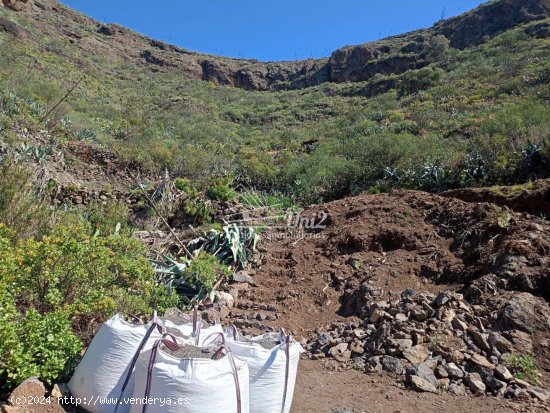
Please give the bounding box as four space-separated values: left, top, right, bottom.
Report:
0 220 178 393
78 200 130 236
0 222 169 316
205 178 237 202
0 161 50 239
152 251 231 308
174 177 199 198
505 354 539 385
183 252 231 290
0 289 82 392
398 67 445 96
182 198 215 224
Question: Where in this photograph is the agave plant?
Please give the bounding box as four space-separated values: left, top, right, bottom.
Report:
151 252 231 308
24 98 46 118
0 93 20 116
419 162 449 192
461 151 488 186
17 142 35 157
34 146 48 163
60 115 73 130
187 224 260 270
73 129 96 141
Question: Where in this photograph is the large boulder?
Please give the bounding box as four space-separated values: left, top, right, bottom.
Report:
497 292 550 333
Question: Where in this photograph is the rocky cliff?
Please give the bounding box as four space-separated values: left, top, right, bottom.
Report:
2 0 550 90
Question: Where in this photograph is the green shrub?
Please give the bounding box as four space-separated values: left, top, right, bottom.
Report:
205 178 237 202
0 290 82 392
79 200 130 236
505 354 539 385
0 162 50 239
183 251 231 290
398 67 446 96
174 177 199 198
425 35 451 63
0 220 178 393
182 198 215 224
0 222 171 317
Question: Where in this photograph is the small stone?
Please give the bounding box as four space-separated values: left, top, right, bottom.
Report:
452 316 468 332
369 301 389 311
382 356 403 374
202 308 220 324
335 350 351 363
469 330 491 352
438 378 450 389
494 364 513 382
407 362 438 387
215 291 235 308
410 304 431 322
435 292 451 307
395 313 408 322
466 372 487 394
526 386 550 402
448 382 466 396
367 356 383 372
387 338 413 351
402 345 429 364
408 376 437 393
445 362 464 380
470 353 495 369
8 378 45 405
353 329 367 339
228 288 239 303
328 343 350 363
328 342 348 355
423 358 438 371
488 332 513 353
504 385 526 399
350 341 364 355
369 309 387 323
440 308 456 323
448 350 465 365
513 378 531 389
485 375 506 391
217 305 230 320
435 365 449 379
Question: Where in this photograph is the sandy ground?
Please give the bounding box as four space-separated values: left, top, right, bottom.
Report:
291 359 544 413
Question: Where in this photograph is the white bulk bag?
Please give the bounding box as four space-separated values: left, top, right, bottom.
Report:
225 327 304 413
68 314 164 413
162 308 223 346
130 336 249 413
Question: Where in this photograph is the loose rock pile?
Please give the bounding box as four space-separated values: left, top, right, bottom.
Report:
306 287 550 402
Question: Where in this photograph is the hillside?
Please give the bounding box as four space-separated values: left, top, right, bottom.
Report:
0 0 550 411
0 0 549 203
2 0 550 90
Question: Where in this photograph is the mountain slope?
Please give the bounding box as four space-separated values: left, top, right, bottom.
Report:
2 0 550 90
0 0 549 203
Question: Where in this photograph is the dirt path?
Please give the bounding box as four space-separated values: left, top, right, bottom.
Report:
292 360 526 413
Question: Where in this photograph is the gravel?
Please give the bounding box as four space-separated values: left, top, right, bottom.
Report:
255 338 280 349
162 344 217 359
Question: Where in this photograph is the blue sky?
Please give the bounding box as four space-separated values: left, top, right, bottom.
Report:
61 0 486 61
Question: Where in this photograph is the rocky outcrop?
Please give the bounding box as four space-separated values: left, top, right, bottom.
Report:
5 0 550 90
1 0 29 12
0 16 24 37
435 0 550 49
